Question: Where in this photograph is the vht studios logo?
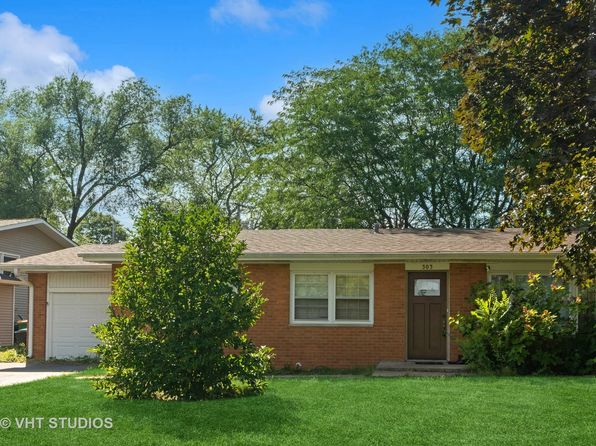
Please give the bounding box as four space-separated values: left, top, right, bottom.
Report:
0 417 113 429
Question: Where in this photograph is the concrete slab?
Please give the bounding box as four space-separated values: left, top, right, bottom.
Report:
0 362 88 387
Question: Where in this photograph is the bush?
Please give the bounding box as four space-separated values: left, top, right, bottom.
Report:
0 343 26 362
450 275 595 375
93 204 273 400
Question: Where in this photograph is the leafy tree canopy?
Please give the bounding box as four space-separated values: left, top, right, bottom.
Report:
153 107 267 227
74 211 129 244
3 74 192 239
432 0 595 285
257 30 512 229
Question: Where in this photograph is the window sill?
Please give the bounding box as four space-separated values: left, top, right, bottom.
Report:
289 321 374 327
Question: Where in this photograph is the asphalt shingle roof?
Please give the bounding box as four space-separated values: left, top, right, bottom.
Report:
2 228 561 269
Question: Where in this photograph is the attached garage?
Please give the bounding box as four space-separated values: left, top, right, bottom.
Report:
45 272 112 359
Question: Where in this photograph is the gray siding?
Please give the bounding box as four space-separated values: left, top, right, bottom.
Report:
0 226 65 258
0 286 13 346
14 282 28 321
0 225 68 336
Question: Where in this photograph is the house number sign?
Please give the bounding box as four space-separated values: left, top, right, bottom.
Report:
405 262 450 271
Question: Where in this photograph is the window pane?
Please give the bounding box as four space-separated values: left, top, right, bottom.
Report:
336 274 369 299
294 274 328 320
295 298 328 320
295 274 328 299
336 299 369 321
414 279 440 296
515 275 530 290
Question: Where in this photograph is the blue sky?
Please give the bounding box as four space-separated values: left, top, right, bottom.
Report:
0 1 447 119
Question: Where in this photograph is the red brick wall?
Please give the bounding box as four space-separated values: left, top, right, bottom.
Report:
246 263 407 369
29 273 48 360
41 262 485 367
448 263 487 361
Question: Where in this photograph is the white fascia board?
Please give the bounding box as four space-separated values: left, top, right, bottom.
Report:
77 253 124 263
4 265 111 273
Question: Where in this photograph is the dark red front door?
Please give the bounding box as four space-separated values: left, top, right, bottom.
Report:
408 272 447 360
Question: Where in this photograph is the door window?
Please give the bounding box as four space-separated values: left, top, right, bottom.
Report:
414 279 441 296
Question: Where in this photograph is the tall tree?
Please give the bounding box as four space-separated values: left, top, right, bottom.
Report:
74 211 129 245
258 31 511 229
155 107 266 226
432 1 595 284
0 81 54 219
6 74 191 239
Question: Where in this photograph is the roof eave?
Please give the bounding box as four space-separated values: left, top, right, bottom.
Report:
4 264 111 272
0 219 75 248
240 251 558 262
78 250 559 265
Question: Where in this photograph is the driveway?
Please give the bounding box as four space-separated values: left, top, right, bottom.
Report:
0 362 88 387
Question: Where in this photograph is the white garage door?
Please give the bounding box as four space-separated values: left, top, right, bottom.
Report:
48 291 109 359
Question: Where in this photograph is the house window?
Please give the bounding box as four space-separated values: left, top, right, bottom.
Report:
490 274 511 294
335 274 370 320
294 274 329 320
0 252 19 275
291 271 373 325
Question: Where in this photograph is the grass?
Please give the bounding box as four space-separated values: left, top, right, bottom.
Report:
0 372 594 445
0 343 26 362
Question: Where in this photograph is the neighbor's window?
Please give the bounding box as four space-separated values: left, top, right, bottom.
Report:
292 271 373 324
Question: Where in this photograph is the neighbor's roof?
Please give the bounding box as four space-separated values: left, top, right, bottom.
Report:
1 245 111 271
0 218 75 248
0 219 38 228
1 229 561 270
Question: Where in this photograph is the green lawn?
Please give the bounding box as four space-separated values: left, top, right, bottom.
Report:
0 372 594 445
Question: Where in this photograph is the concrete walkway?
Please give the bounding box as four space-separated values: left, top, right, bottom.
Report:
0 362 88 387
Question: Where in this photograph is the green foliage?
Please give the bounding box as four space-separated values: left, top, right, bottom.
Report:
74 211 129 244
433 0 595 285
0 80 54 219
258 30 512 229
3 74 191 239
93 203 272 400
0 343 26 363
451 275 595 374
154 107 267 226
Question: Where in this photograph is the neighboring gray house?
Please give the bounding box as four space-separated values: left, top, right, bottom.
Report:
0 219 75 346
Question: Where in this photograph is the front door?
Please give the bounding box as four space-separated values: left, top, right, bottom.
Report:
408 272 447 360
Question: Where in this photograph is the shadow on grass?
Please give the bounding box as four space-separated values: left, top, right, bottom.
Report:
94 387 299 443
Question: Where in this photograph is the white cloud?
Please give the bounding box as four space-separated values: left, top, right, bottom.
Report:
259 94 284 121
210 0 272 30
0 12 134 92
210 0 328 30
84 65 136 94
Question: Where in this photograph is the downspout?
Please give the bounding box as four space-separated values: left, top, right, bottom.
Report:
14 271 34 359
26 280 33 358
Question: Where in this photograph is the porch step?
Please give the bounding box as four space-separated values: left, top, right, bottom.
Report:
373 361 470 377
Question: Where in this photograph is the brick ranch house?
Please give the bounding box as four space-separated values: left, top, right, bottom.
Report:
2 229 568 368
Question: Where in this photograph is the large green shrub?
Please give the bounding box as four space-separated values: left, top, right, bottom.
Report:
450 275 595 374
93 204 273 400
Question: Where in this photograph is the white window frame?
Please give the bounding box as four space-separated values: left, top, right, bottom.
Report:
290 269 374 326
489 271 563 288
489 270 578 301
0 252 20 262
0 252 20 275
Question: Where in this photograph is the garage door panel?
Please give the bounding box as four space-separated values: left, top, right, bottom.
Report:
49 291 109 359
